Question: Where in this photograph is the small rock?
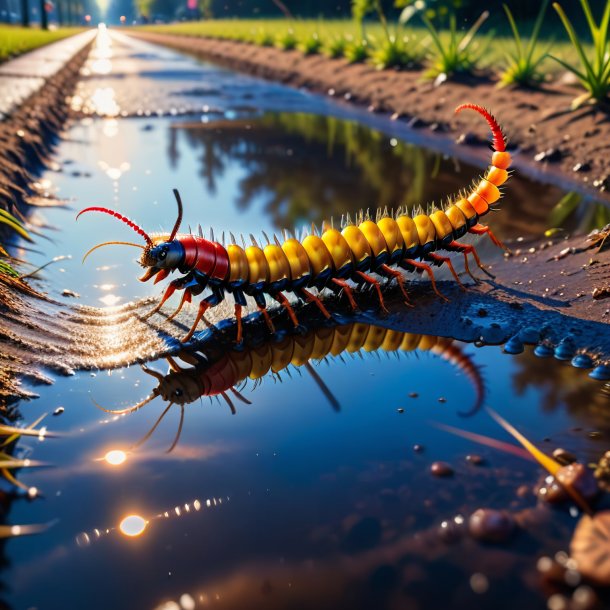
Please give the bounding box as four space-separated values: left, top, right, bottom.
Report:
430 461 454 477
455 132 478 146
397 408 404 414
53 406 65 416
469 508 515 543
438 397 447 403
408 392 418 398
538 463 599 505
553 448 577 466
573 161 591 173
413 444 424 453
61 289 80 298
466 454 485 466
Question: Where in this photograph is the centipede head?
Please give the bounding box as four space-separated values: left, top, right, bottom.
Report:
77 189 186 279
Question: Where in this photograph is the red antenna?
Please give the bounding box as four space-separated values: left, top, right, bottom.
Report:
76 207 153 246
455 103 506 152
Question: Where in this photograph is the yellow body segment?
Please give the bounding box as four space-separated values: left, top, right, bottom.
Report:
321 228 353 271
429 211 454 241
291 334 315 366
346 323 370 352
467 192 489 215
377 217 404 255
487 166 508 186
329 325 353 356
227 244 249 283
341 225 372 264
248 345 272 379
245 245 269 285
310 327 335 360
413 214 436 246
456 198 478 222
380 329 404 352
445 205 467 232
396 215 419 250
270 337 294 373
281 238 311 281
476 179 501 204
362 325 387 352
359 220 388 258
302 235 333 276
263 244 291 284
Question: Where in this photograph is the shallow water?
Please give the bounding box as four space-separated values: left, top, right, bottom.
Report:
4 27 610 610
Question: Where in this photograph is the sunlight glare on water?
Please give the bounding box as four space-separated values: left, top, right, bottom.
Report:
119 515 147 537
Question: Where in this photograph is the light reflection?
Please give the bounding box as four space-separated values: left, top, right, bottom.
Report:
99 294 121 307
119 514 147 537
103 449 127 466
75 496 228 547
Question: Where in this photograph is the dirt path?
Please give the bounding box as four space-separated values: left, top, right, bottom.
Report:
128 31 610 204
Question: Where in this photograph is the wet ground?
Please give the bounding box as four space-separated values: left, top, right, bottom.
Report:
3 27 610 610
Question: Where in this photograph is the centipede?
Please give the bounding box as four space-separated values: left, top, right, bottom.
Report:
78 103 511 343
97 323 485 452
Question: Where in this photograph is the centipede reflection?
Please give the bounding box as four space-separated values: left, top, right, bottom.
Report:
97 323 485 452
77 103 511 343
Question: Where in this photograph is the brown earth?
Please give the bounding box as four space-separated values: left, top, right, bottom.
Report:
128 31 610 204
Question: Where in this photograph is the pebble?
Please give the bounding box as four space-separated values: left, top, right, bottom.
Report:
397 408 404 414
466 454 485 466
437 397 447 403
53 406 64 416
430 461 454 477
573 161 591 172
408 392 418 398
469 508 515 543
552 448 577 465
413 444 424 453
538 463 599 505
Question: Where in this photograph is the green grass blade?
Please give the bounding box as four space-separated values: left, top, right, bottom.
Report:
552 3 596 83
503 3 523 60
548 53 589 84
526 0 549 64
458 10 489 53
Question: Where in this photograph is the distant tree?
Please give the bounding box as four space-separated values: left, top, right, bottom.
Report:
39 0 48 28
20 0 29 25
199 0 212 18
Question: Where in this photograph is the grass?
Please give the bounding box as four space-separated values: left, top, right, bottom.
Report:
138 18 592 78
550 0 610 107
500 0 550 87
0 25 84 63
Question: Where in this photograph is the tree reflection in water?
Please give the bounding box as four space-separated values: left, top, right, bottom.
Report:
168 112 593 240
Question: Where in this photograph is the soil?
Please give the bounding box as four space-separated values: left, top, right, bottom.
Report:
128 32 610 204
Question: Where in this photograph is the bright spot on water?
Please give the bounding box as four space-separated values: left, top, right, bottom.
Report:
99 294 121 307
119 515 147 537
104 450 127 466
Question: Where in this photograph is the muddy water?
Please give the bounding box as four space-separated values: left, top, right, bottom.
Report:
4 27 610 610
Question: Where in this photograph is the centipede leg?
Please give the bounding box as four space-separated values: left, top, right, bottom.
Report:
448 241 495 280
254 292 275 333
469 223 506 250
182 300 212 343
167 289 192 321
331 278 359 311
379 264 412 306
234 304 243 344
274 292 299 328
403 259 449 302
145 281 178 319
355 271 388 313
298 288 331 319
426 253 466 291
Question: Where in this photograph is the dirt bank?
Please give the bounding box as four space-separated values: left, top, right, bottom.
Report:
0 43 92 214
129 31 610 203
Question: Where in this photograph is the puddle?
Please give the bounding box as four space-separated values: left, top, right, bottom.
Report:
3 28 610 610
